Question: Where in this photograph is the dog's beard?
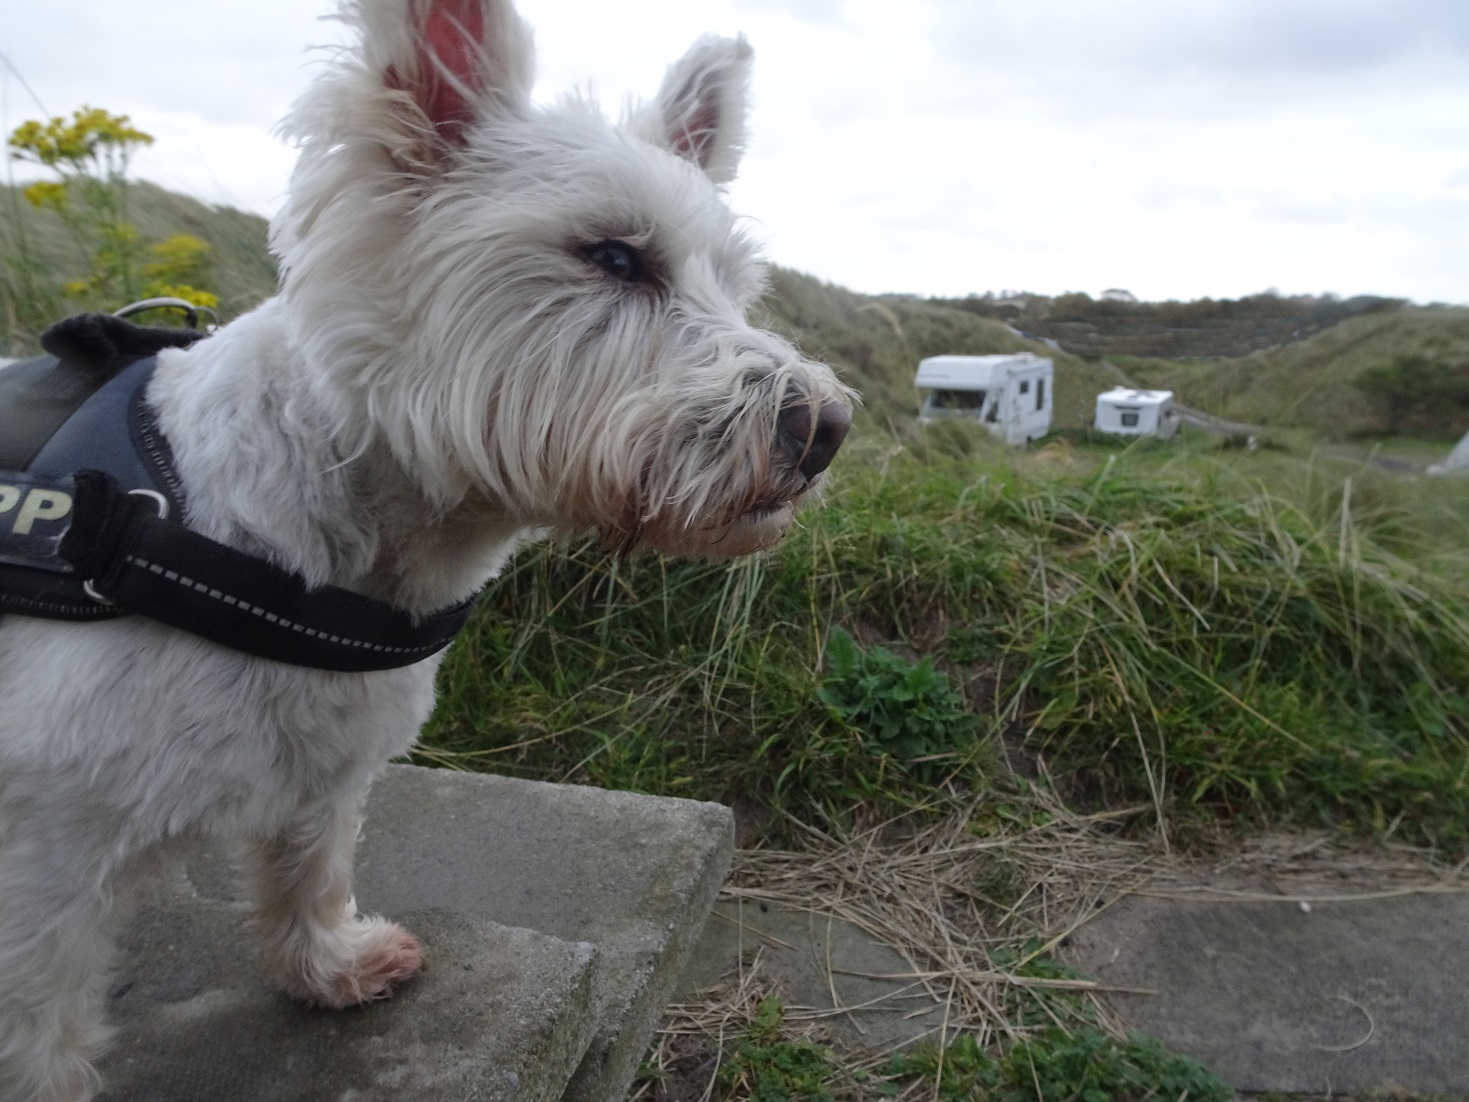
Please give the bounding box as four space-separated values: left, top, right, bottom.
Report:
589 377 841 558
690 497 804 558
603 468 820 558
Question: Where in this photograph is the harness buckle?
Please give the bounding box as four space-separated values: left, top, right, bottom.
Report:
83 489 169 606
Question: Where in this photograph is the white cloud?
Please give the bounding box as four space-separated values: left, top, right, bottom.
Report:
3 0 1465 304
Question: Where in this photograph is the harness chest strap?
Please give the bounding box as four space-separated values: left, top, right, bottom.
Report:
2 468 474 672
1 313 476 670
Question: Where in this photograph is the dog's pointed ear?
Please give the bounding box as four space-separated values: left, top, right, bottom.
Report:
633 35 753 186
378 0 535 148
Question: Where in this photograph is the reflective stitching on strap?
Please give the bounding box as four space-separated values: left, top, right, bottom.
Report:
123 554 443 656
133 392 186 511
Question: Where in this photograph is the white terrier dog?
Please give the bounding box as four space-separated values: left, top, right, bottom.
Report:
0 0 852 1096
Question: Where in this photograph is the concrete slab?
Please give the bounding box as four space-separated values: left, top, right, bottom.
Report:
1066 891 1469 1095
98 764 733 1102
679 901 949 1051
101 901 599 1101
347 766 734 1102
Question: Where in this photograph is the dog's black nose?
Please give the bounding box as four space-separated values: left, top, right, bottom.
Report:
778 400 852 480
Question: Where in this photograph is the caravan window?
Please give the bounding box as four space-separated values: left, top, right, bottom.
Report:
930 388 986 411
1117 406 1140 428
1019 380 1030 395
1036 379 1045 411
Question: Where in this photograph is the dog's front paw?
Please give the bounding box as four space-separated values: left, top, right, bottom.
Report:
333 919 424 1006
275 915 424 1009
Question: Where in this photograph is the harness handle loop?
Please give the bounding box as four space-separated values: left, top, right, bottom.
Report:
114 298 219 333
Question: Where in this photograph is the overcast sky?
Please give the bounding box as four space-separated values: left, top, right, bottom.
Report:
4 0 1467 304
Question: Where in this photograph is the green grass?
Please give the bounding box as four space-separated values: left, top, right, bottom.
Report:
423 426 1469 849
819 625 981 780
886 1028 1230 1101
717 998 843 1101
1343 434 1466 465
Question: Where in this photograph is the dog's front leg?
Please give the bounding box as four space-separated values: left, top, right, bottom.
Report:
0 843 120 1102
248 793 422 1008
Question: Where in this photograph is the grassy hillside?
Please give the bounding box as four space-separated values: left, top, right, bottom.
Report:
757 269 1116 431
940 288 1408 359
0 181 277 352
1116 308 1469 441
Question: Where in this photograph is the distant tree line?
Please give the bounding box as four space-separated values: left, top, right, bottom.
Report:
939 289 1407 359
1353 353 1469 437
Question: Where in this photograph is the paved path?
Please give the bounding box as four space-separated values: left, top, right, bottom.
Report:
1066 888 1469 1095
678 901 949 1052
678 864 1469 1097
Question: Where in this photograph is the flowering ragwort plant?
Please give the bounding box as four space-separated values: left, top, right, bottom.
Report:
8 107 217 311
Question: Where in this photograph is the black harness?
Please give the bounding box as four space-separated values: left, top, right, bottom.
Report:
0 314 474 671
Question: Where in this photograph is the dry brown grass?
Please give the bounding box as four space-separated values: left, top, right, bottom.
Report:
634 770 1469 1101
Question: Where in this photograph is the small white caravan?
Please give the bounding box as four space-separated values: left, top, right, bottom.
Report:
1093 388 1179 438
915 354 1054 445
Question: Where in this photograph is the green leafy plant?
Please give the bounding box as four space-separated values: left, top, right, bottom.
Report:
881 1033 997 1098
716 997 839 1101
1004 1027 1231 1101
819 626 978 778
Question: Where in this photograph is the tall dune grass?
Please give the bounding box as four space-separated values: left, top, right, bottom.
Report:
425 429 1469 849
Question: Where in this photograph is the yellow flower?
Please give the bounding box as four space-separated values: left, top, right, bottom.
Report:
21 180 68 210
145 234 212 281
7 107 153 171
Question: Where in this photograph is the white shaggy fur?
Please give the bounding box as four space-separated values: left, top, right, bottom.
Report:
0 0 852 1097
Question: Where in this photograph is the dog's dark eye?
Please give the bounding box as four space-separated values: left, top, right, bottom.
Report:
585 240 644 282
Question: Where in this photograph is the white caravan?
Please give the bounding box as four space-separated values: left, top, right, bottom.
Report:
1093 387 1180 438
915 354 1054 445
